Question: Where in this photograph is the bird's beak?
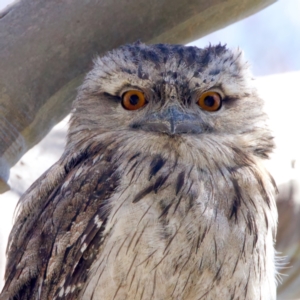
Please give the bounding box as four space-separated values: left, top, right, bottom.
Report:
132 105 208 135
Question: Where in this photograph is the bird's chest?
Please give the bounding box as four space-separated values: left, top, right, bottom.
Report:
80 159 265 300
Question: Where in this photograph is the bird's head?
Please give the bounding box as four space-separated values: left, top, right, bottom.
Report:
68 43 274 161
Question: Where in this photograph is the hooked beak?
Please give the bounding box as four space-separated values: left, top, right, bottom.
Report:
131 106 210 135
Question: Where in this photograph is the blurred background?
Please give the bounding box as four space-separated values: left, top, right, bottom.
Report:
0 0 300 298
189 0 300 76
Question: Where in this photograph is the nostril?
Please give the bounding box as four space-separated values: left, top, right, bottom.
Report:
162 106 185 120
131 123 141 129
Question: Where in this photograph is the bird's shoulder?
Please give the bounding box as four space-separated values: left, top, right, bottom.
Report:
1 144 120 300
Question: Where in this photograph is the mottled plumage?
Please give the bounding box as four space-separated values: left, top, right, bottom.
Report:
0 43 277 300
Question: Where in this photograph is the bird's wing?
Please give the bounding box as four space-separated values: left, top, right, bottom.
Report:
0 143 120 300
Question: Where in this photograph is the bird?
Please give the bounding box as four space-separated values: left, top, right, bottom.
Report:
0 42 278 300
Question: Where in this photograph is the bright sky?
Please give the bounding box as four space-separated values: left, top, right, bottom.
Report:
0 0 14 10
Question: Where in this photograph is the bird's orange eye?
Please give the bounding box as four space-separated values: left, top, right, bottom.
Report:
122 90 146 110
197 91 222 112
